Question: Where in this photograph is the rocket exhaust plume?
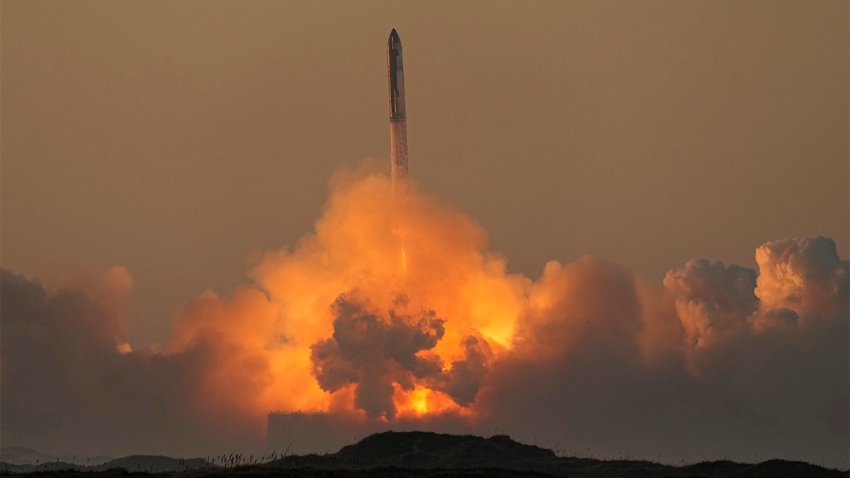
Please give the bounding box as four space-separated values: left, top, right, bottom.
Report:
388 29 408 196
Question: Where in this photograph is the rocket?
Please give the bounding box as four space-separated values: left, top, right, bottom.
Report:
388 29 408 194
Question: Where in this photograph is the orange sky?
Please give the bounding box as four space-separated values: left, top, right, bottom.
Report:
2 0 847 348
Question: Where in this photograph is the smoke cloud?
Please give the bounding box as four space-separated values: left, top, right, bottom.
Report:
311 292 446 419
1 171 847 467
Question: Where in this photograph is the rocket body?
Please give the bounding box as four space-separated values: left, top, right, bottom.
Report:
388 29 408 194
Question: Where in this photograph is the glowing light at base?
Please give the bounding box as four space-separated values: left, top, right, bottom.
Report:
411 388 429 414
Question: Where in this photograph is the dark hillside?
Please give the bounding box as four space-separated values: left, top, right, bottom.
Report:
333 431 556 468
3 432 847 477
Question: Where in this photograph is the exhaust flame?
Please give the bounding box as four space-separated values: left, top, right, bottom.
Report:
411 388 429 414
401 247 408 273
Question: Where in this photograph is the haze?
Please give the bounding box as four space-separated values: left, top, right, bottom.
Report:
3 0 846 347
1 0 848 469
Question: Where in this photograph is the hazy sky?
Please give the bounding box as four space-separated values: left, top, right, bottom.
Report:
2 2 849 467
2 0 847 347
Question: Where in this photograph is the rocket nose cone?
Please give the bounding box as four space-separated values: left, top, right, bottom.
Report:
388 28 401 47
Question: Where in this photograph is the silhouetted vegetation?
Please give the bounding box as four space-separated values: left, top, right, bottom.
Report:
3 431 847 477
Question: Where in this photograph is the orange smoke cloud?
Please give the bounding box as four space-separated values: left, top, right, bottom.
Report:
106 172 850 447
167 169 527 423
2 169 846 466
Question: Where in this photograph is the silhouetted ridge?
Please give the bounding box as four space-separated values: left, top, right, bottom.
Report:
95 455 210 472
263 432 848 477
8 433 842 477
334 431 555 468
0 455 213 474
736 459 846 478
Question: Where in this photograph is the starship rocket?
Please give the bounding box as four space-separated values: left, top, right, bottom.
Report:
388 29 408 194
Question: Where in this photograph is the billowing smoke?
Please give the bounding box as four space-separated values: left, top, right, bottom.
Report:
664 258 758 351
309 292 495 420
311 293 443 419
1 171 847 467
0 268 280 456
482 235 848 466
754 236 849 329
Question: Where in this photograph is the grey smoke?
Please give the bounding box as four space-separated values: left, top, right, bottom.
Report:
310 292 493 419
